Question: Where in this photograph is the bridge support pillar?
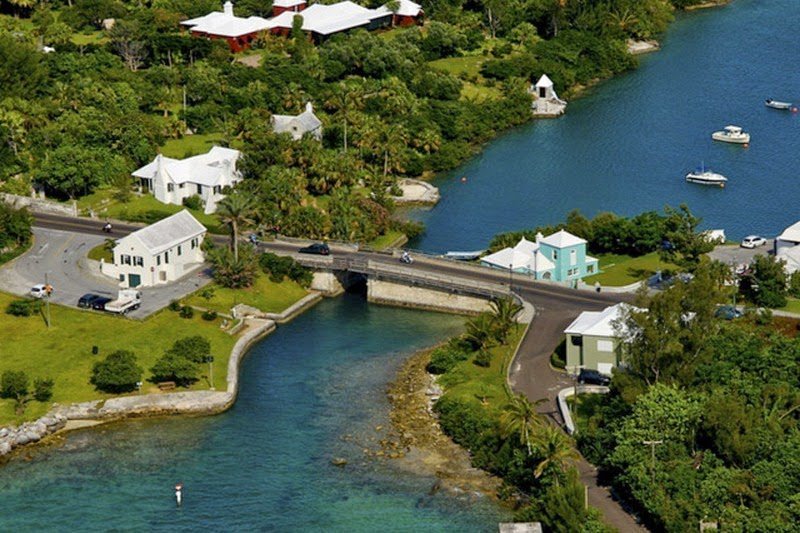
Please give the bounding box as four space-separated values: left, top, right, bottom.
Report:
367 278 492 315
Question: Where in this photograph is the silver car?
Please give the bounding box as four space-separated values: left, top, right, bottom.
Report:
740 235 767 248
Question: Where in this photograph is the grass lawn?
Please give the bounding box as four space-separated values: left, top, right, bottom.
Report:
160 133 225 159
87 242 113 262
183 274 308 315
583 252 678 286
438 326 524 416
71 31 108 46
369 230 407 250
78 188 224 234
778 298 800 314
0 292 239 426
429 55 484 78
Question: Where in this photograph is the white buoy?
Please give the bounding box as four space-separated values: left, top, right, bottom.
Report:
175 483 183 506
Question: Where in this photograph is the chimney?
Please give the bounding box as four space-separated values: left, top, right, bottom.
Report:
223 1 234 16
535 232 544 244
305 102 313 114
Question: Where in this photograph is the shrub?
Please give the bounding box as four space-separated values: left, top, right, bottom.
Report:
168 300 181 312
182 195 203 211
473 350 492 367
168 336 210 363
6 299 39 316
90 350 143 393
179 306 194 319
202 310 217 321
427 339 473 374
33 377 55 402
0 370 29 400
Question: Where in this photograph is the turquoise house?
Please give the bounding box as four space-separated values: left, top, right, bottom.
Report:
480 230 598 283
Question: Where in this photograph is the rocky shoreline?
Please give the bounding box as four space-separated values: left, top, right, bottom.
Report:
383 346 503 498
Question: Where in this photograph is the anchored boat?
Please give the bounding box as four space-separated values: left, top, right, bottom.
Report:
765 99 792 110
711 125 750 144
686 163 727 187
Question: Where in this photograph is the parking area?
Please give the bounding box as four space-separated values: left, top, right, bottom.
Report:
708 239 773 267
0 228 212 319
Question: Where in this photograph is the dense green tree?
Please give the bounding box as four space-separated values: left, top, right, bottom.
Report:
167 336 211 364
740 254 788 308
150 352 199 386
90 350 143 393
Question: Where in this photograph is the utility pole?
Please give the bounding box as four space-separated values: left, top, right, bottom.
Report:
572 364 585 421
508 261 514 294
205 355 215 390
642 439 663 483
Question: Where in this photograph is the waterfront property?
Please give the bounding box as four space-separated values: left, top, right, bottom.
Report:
481 230 598 283
132 146 242 214
775 220 800 274
529 74 566 117
181 1 272 52
564 303 635 374
104 210 206 288
271 102 323 141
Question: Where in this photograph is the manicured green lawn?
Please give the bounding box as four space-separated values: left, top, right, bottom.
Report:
71 31 108 46
87 242 113 262
369 230 407 250
183 274 309 315
78 189 224 234
0 292 238 425
438 326 523 415
429 55 484 77
778 298 800 314
160 133 225 159
583 252 678 286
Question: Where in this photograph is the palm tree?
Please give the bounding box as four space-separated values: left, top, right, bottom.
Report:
216 193 256 261
490 297 523 344
532 426 581 486
500 393 546 454
465 312 496 351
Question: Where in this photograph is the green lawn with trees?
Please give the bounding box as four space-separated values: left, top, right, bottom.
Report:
183 273 308 316
584 252 678 286
0 291 238 425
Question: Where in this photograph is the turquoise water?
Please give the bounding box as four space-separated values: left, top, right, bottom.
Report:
0 296 508 531
412 0 800 253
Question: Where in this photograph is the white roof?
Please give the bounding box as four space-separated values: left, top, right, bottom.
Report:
272 103 322 136
538 229 586 248
535 74 553 88
724 125 742 132
182 7 272 37
121 210 206 256
268 1 387 35
273 0 306 6
132 146 240 188
564 303 636 338
778 220 800 243
777 245 800 274
481 238 555 273
374 0 423 17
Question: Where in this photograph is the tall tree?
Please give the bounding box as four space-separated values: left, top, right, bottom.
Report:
216 192 256 261
501 393 545 454
532 426 580 485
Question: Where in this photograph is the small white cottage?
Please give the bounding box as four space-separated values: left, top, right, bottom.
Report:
103 210 207 288
529 74 567 117
271 102 323 141
132 146 241 215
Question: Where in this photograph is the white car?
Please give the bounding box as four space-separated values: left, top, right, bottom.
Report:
30 284 52 298
740 235 767 249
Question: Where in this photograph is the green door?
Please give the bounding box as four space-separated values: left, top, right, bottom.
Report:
129 274 141 288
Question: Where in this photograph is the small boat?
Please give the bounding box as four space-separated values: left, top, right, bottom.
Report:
765 99 792 110
444 250 486 261
686 163 727 187
711 125 750 144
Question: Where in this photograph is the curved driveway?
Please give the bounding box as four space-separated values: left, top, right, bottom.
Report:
32 213 644 530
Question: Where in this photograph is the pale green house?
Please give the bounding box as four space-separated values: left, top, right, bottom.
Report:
564 303 634 375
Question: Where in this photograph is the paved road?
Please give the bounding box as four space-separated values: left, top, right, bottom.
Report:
31 212 644 530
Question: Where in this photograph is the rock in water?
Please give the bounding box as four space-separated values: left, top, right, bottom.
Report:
331 458 348 467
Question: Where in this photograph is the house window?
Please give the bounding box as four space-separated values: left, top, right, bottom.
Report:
157 255 161 266
119 274 125 282
197 184 203 195
597 340 614 353
121 254 132 265
213 185 221 194
167 183 174 192
570 335 583 346
177 245 182 256
179 183 185 189
570 249 577 266
553 250 558 260
135 256 144 267
164 251 170 264
587 264 595 273
191 238 197 249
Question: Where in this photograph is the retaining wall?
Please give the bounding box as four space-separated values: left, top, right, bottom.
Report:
367 278 492 315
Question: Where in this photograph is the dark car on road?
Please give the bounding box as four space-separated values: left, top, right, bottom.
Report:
298 243 330 256
578 369 611 386
91 296 112 311
78 293 102 308
715 305 743 320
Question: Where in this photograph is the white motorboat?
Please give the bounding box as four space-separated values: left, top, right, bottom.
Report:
711 125 750 144
765 99 792 110
685 164 727 187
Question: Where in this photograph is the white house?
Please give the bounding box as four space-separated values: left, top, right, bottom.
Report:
103 210 207 288
266 1 393 40
564 303 638 374
529 74 567 117
132 146 242 214
271 102 323 141
181 1 272 51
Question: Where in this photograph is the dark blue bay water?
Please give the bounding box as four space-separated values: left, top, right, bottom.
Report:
412 0 800 253
0 296 508 531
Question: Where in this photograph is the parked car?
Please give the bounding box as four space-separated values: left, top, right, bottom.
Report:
578 368 611 386
715 305 743 320
30 284 53 299
91 296 112 311
78 293 102 308
741 235 767 248
298 243 330 256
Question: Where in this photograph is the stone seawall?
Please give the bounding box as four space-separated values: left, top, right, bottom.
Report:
367 278 492 315
0 319 275 461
